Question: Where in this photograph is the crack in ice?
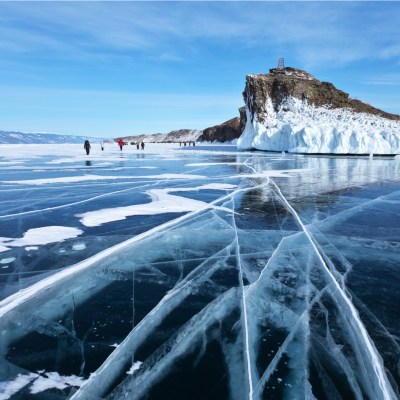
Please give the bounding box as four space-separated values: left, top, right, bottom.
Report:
269 178 397 400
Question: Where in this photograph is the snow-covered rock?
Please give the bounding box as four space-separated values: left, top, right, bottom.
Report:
237 68 400 154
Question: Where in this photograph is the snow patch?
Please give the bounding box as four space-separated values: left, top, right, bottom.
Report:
25 246 39 251
29 372 85 394
126 361 143 375
0 226 83 248
0 373 38 399
72 243 86 251
77 183 235 227
0 257 15 264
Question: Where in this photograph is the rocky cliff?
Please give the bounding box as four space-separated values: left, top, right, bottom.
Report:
198 107 246 143
238 67 400 154
244 68 400 123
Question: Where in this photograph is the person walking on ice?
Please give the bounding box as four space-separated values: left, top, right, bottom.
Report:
118 139 124 151
84 140 91 155
141 142 145 150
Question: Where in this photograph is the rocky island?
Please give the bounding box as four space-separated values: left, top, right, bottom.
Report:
237 67 400 154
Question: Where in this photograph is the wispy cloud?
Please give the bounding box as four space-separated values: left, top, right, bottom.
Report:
0 2 399 68
361 75 400 86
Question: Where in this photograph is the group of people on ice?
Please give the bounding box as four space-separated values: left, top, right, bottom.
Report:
117 139 145 150
84 139 145 155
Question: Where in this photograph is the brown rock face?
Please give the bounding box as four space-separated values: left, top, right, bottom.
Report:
244 67 400 123
198 107 247 143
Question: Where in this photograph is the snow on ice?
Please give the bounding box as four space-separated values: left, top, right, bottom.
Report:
77 184 236 227
0 226 83 252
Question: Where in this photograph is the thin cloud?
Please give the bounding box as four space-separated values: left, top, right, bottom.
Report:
0 2 399 68
361 75 400 86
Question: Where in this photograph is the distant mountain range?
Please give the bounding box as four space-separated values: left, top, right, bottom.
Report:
0 131 105 144
115 123 246 144
0 126 241 146
115 129 202 144
0 129 207 145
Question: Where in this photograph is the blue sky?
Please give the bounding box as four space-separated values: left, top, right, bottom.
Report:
0 1 399 138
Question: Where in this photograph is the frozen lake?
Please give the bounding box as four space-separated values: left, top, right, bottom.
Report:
0 143 399 399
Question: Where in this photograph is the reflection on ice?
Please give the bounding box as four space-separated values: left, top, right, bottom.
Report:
0 144 399 399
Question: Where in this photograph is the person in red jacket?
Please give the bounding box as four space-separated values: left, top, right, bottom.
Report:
118 139 124 151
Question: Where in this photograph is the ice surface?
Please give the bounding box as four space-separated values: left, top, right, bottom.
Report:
237 97 400 154
0 143 399 399
3 173 205 185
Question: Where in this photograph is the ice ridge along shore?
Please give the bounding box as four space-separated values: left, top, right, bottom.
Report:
237 68 400 154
